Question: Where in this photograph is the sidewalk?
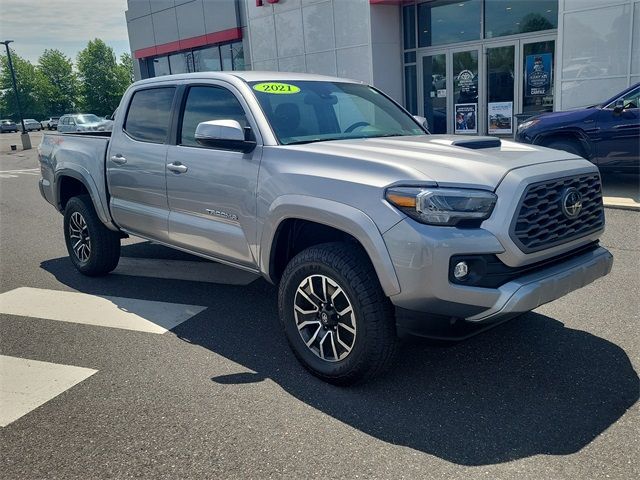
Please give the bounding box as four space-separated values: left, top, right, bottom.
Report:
601 173 640 211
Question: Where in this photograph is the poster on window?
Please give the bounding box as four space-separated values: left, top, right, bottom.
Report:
525 53 552 96
488 101 513 134
454 103 477 134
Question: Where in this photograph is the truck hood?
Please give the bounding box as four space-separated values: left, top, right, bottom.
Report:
287 135 577 190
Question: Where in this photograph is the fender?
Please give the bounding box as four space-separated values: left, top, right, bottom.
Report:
54 167 119 231
533 127 594 160
260 195 401 296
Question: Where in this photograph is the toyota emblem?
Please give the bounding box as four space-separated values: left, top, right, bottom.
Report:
562 187 583 218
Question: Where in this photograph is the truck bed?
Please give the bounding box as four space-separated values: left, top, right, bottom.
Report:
39 132 114 228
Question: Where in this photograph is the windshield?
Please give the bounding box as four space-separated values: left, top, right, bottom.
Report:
249 81 425 145
76 114 101 124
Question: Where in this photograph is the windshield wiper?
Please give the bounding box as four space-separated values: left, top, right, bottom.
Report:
284 138 326 145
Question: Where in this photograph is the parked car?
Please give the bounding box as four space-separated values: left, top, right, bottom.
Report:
516 83 639 172
57 114 111 133
38 72 612 384
0 119 19 133
24 119 42 131
43 117 60 130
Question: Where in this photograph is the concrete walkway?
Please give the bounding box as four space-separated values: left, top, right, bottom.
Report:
601 173 640 211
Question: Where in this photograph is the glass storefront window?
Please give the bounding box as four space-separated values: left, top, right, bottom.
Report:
485 1 557 39
417 0 481 48
404 65 418 115
151 56 170 77
522 40 555 114
422 54 447 133
231 42 245 70
220 44 233 71
403 4 416 50
169 52 188 74
194 46 221 72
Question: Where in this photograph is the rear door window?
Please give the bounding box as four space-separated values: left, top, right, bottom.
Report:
124 87 176 143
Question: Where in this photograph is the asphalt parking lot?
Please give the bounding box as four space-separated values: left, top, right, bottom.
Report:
0 131 638 479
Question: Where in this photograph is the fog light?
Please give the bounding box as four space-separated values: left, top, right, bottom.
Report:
453 261 469 280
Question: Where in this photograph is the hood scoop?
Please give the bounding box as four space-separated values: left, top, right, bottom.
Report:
450 137 502 150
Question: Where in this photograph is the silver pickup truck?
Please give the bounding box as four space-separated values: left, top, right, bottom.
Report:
39 72 613 384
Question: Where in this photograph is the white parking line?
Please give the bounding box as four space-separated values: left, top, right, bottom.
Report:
0 287 207 334
0 355 97 427
0 169 40 179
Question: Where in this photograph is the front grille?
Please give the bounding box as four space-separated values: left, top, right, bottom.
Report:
510 173 604 253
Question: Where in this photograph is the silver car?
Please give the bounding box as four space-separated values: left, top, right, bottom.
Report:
57 114 109 133
24 119 42 131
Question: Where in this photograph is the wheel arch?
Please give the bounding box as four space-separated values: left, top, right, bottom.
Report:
533 129 593 159
260 195 401 297
55 169 118 231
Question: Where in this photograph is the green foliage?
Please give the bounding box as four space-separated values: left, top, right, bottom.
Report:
0 39 133 121
0 49 47 120
38 49 78 116
77 39 131 116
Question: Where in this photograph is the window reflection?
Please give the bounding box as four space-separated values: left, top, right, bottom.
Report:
144 41 245 78
417 0 481 48
195 46 221 72
169 53 188 74
485 0 557 38
151 56 170 77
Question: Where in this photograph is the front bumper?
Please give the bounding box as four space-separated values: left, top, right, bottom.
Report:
466 245 612 322
383 218 613 326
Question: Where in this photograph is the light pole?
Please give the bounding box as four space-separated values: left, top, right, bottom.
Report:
1 40 31 150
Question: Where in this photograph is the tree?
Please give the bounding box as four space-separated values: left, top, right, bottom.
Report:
76 39 132 116
0 49 47 120
38 49 78 116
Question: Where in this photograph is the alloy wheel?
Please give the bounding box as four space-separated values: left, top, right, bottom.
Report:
293 274 357 362
69 211 91 262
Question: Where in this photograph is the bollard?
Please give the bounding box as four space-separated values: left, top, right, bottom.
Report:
21 132 32 150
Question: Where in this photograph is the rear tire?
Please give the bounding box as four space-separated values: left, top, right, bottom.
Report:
278 242 397 385
63 195 120 276
544 138 584 158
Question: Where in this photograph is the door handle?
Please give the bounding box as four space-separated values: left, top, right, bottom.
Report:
110 154 127 165
167 162 188 173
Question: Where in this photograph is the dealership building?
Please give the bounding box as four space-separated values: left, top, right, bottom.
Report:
126 0 640 135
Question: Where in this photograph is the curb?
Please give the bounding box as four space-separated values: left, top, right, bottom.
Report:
604 203 640 212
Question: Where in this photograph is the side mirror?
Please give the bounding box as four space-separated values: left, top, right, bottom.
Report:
613 99 625 114
195 119 256 153
413 115 430 132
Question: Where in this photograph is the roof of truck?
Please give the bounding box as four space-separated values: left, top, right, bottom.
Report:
132 71 364 88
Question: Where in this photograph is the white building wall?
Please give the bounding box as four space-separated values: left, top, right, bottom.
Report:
244 0 402 103
557 0 640 110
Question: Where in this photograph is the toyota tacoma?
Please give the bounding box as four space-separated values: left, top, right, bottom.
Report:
38 72 613 384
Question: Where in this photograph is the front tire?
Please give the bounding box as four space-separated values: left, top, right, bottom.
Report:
278 242 397 385
64 195 120 276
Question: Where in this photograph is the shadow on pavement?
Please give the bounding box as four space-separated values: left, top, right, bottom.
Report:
41 243 639 466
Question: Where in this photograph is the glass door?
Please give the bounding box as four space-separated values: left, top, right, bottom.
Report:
521 38 555 115
486 43 516 136
452 48 480 134
421 53 448 133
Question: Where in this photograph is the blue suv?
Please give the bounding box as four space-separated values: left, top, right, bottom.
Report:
515 83 639 172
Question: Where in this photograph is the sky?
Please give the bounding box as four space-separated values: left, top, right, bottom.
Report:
0 0 130 64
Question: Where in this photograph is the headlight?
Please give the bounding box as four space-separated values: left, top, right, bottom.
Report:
517 119 539 131
385 187 497 226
